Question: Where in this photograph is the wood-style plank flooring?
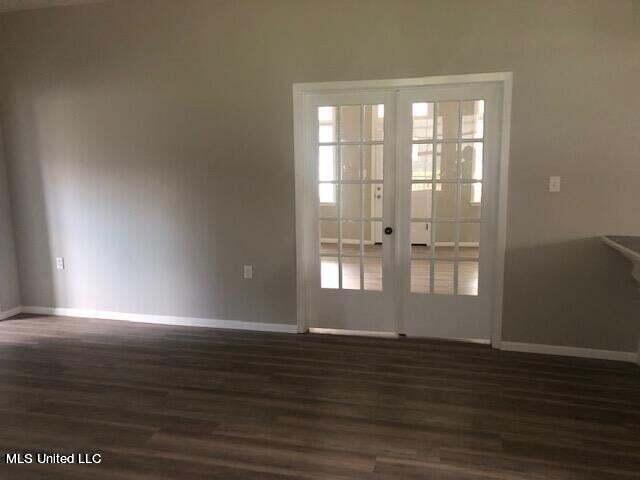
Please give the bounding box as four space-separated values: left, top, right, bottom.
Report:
0 314 639 479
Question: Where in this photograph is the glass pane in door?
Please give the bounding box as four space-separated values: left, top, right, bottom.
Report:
412 103 434 140
342 256 361 290
364 257 382 291
318 106 337 142
409 99 484 297
321 256 339 288
362 221 383 256
363 144 384 180
341 145 361 181
318 103 385 291
461 100 484 139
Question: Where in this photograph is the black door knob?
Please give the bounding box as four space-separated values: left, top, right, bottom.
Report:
384 227 393 235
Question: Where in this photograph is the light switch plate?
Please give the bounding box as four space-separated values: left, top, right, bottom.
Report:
549 176 561 193
243 265 253 279
56 257 65 270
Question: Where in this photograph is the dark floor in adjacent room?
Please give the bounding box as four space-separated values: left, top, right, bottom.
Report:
0 314 639 479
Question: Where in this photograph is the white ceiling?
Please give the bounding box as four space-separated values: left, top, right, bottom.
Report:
0 0 107 13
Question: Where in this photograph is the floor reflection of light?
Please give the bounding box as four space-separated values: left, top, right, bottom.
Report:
320 257 339 289
320 243 479 295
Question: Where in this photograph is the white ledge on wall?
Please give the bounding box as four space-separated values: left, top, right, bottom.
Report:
500 341 637 363
601 235 640 366
602 235 640 287
19 306 299 334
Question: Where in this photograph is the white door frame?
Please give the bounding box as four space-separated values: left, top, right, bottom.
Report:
293 72 513 347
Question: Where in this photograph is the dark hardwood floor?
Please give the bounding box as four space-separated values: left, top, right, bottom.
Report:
0 314 639 479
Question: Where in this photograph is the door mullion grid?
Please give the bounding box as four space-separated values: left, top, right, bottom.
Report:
453 101 463 296
429 102 437 295
336 106 343 289
359 105 365 291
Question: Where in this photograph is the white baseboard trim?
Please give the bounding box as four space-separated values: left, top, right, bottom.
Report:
20 306 298 334
0 306 22 321
500 341 637 363
6 307 640 364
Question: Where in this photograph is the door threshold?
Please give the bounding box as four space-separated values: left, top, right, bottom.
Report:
308 328 399 339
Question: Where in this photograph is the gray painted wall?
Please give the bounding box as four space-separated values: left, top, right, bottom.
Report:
0 123 20 311
0 0 639 350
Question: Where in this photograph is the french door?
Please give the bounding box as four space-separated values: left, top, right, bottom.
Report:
297 77 506 341
305 90 398 332
397 84 502 340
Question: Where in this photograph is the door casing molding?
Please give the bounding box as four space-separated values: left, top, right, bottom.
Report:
293 72 513 346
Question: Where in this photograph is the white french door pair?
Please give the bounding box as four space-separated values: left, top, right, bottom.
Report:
296 77 506 341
